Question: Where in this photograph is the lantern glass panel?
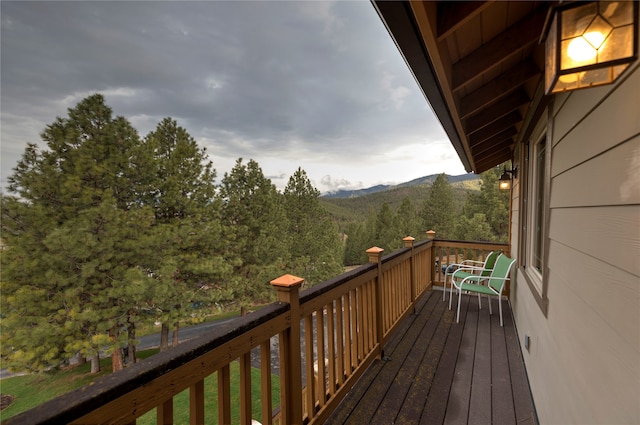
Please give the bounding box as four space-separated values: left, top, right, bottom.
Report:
601 1 633 27
599 25 634 62
579 67 611 86
586 15 612 48
561 2 597 39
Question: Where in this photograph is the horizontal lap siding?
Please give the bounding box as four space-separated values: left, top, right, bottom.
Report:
551 66 640 175
514 60 640 425
551 136 640 208
547 242 640 424
550 206 640 277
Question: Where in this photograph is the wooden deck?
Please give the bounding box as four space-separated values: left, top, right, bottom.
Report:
325 290 537 425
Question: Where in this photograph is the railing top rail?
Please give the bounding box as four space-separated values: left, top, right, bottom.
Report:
4 302 290 425
299 238 434 305
432 239 509 249
414 238 434 249
299 261 376 304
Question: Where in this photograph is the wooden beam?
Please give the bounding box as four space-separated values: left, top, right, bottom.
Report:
475 147 514 173
468 111 521 147
459 60 540 119
465 90 530 136
436 1 491 41
471 127 518 156
452 7 547 91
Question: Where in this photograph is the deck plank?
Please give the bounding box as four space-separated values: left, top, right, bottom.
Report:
444 296 479 425
377 295 451 424
326 292 538 425
419 295 470 425
490 298 517 424
503 300 538 425
326 292 439 424
343 293 442 424
468 297 492 425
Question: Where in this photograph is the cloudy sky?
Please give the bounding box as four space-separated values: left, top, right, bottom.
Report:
1 0 468 194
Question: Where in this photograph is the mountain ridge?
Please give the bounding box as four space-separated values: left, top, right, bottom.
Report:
322 173 479 199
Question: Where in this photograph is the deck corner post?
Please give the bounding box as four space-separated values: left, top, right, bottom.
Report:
270 274 304 425
427 230 436 290
403 236 417 314
366 246 385 359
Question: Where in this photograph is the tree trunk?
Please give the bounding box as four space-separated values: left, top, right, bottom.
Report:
76 354 87 366
111 349 124 372
90 354 100 374
110 328 124 372
160 322 170 352
127 312 137 364
172 321 179 347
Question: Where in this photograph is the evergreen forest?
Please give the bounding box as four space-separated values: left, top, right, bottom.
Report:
0 95 509 375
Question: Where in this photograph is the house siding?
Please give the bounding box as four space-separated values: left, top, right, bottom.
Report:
511 61 640 425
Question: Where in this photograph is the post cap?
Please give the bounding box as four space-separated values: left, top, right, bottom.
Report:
403 236 415 247
366 246 384 263
426 230 436 239
270 274 305 288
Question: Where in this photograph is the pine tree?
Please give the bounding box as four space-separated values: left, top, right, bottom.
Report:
1 94 150 373
143 118 231 351
343 221 369 266
420 173 456 238
373 202 399 251
283 168 344 286
460 167 510 242
219 159 288 302
394 197 421 240
453 213 494 242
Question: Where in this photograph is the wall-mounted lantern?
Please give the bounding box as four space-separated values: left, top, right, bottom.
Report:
541 1 638 94
499 167 517 191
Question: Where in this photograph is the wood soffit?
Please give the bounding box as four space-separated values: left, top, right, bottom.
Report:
373 1 551 173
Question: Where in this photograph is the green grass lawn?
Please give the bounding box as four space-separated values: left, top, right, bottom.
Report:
1 349 281 424
0 349 156 421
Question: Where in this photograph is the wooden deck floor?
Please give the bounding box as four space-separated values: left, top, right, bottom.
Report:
325 290 537 425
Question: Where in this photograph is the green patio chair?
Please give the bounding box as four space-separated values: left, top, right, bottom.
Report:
453 253 516 326
445 250 501 309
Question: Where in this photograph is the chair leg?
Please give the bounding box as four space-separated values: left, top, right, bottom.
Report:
449 279 456 310
477 293 481 309
456 288 462 323
499 297 503 327
442 274 447 301
488 295 493 315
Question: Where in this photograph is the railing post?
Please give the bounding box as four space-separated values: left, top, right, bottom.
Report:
403 236 416 314
427 230 436 290
271 274 304 425
366 246 385 359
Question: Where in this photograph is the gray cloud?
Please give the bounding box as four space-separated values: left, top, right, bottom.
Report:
1 1 459 193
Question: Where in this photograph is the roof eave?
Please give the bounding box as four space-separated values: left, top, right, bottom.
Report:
372 0 473 173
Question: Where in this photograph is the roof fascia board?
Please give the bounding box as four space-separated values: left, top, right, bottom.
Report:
372 0 473 172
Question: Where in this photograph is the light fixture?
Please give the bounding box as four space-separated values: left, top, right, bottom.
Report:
499 167 517 191
541 1 638 94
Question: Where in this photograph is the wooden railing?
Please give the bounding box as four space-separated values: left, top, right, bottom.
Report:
4 237 507 425
431 239 510 295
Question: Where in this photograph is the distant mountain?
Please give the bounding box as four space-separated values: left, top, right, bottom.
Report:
322 173 479 199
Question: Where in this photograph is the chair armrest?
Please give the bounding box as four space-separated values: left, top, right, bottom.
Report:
460 259 484 266
453 265 486 274
461 275 510 294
